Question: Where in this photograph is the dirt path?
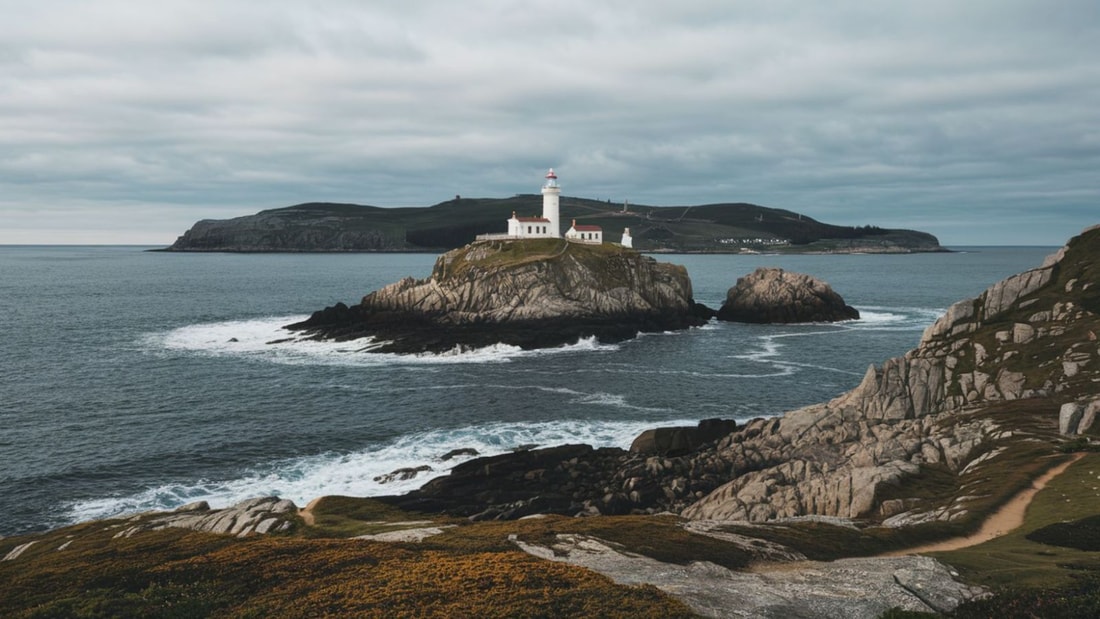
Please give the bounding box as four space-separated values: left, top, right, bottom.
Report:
885 453 1086 556
298 497 322 526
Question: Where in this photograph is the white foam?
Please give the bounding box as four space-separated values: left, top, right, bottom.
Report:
850 306 945 331
63 417 700 524
146 317 619 366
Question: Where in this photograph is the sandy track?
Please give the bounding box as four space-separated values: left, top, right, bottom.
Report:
885 453 1086 556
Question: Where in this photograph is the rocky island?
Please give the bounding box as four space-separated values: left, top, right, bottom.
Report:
716 266 860 323
286 238 712 353
3 226 1098 618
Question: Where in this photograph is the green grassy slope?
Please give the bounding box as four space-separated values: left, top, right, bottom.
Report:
173 196 943 252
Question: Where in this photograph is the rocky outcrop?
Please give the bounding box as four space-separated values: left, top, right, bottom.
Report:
683 225 1100 523
108 497 298 539
381 444 652 520
379 439 740 520
716 268 859 323
1060 399 1100 435
514 534 985 618
287 238 711 353
630 418 738 456
374 465 434 484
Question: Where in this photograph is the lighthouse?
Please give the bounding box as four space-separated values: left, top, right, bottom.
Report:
541 168 561 238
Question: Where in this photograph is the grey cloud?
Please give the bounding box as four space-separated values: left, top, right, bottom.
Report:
0 1 1097 245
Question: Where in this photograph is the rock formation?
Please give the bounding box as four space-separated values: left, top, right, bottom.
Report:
514 535 985 618
683 224 1100 523
287 238 712 353
379 225 1099 526
108 497 298 539
380 419 744 520
716 267 860 323
629 418 738 456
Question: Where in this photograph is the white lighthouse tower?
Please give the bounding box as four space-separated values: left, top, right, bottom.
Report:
541 168 561 238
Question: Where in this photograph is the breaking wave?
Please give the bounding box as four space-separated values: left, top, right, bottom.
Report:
63 417 697 524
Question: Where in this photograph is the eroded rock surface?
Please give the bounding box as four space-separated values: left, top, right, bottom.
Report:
717 267 859 323
684 225 1100 523
109 497 298 539
513 533 985 618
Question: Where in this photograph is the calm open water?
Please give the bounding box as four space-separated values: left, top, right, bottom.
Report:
0 245 1054 536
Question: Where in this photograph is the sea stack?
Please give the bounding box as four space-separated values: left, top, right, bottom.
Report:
717 267 860 323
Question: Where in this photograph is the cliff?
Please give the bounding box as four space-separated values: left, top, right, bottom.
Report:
286 238 711 353
162 197 946 253
682 224 1100 523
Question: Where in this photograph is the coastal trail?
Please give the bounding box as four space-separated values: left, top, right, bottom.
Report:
883 452 1086 556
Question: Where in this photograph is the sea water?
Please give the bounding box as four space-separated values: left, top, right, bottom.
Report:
0 245 1055 536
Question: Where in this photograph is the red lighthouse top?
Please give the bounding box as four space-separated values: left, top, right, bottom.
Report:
545 168 557 179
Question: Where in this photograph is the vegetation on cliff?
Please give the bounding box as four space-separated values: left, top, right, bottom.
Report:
163 197 945 253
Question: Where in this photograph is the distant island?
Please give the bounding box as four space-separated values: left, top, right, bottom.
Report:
162 194 945 254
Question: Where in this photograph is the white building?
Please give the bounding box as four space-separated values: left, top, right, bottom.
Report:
476 168 629 246
565 219 603 244
621 227 633 248
480 168 563 240
506 212 554 237
540 168 561 236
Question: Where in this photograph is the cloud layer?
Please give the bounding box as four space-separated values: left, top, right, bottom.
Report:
2 1 1097 244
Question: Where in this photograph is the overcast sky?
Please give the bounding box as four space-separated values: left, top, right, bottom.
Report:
2 1 1097 246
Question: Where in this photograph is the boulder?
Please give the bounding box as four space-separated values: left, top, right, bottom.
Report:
1060 402 1084 435
374 465 434 484
716 268 859 323
440 448 480 461
630 418 738 456
1061 399 1100 435
111 496 298 539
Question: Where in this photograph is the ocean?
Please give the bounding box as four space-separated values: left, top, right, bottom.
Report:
0 245 1055 537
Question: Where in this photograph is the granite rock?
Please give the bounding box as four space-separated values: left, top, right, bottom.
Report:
716 267 859 324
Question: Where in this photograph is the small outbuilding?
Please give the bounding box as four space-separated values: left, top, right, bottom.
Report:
565 220 603 244
507 212 554 237
621 227 633 248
